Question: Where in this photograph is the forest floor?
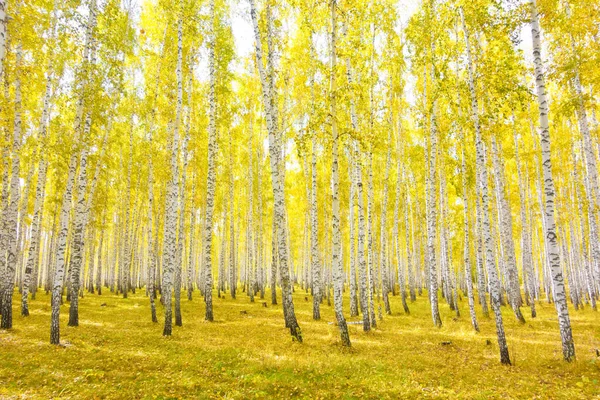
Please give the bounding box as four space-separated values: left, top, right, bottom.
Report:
1 287 599 399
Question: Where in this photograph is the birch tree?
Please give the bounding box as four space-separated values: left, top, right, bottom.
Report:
529 0 575 361
249 0 302 341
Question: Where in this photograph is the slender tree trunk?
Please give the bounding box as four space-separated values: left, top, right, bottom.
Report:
229 127 236 300
247 118 255 304
491 137 525 322
162 11 184 335
354 145 370 332
175 125 190 326
249 0 301 341
68 111 93 327
367 154 377 327
49 1 96 343
349 150 359 316
529 0 575 361
462 146 479 332
461 7 510 364
257 145 265 300
426 93 442 328
122 129 133 299
203 0 217 321
0 40 23 329
514 132 537 318
21 10 57 313
380 133 392 315
270 218 277 305
310 136 320 320
329 0 350 345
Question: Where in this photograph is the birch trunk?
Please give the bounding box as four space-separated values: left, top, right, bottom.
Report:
354 145 370 331
68 111 93 327
203 0 217 321
530 0 576 361
573 143 597 310
248 119 255 303
49 0 97 343
406 181 416 302
349 149 358 316
187 181 196 301
514 132 537 318
96 213 105 295
249 0 301 341
122 128 133 299
491 137 525 322
461 6 510 364
345 54 360 318
175 124 190 326
21 10 57 313
257 145 265 299
568 4 600 295
310 136 320 320
462 146 479 331
426 96 442 328
329 0 350 345
380 132 392 315
162 11 183 335
229 126 236 300
0 41 22 329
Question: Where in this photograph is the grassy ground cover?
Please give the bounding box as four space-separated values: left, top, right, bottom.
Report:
1 287 599 399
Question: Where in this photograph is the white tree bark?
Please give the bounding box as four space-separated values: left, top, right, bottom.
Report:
329 0 350 345
310 136 320 320
426 90 442 328
175 117 190 326
530 0 576 361
187 180 196 301
367 153 377 327
146 23 168 320
461 146 479 331
247 117 255 303
514 132 537 318
21 4 58 313
229 128 236 300
249 0 301 341
380 131 392 315
349 149 358 316
67 111 93 327
354 145 370 331
257 144 265 299
461 6 510 364
121 127 133 299
49 0 96 343
203 0 217 321
162 11 183 335
0 40 22 329
491 137 525 322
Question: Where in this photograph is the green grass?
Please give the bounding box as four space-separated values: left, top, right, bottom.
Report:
1 287 599 399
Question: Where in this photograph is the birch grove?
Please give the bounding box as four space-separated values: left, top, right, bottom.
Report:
0 0 599 370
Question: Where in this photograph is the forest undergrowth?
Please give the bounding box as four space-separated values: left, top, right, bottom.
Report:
1 287 599 399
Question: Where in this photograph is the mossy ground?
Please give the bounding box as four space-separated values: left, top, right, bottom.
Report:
1 287 599 399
